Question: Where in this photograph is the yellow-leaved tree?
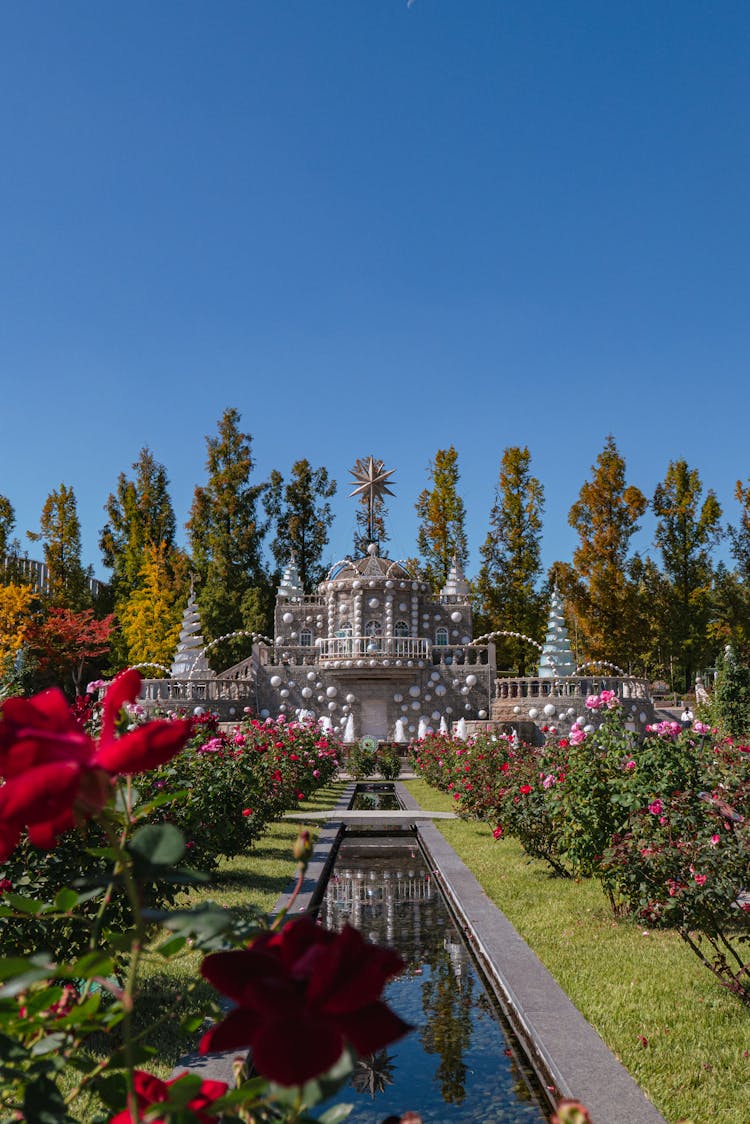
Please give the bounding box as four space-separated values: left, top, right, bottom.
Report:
118 543 188 673
0 582 37 666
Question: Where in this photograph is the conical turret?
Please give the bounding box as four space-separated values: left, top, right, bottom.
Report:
170 587 214 678
538 588 576 678
277 555 304 600
440 555 471 599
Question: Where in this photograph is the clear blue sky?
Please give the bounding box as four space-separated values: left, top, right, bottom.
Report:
2 2 748 580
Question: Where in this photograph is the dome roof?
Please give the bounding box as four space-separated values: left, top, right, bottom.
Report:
324 543 411 584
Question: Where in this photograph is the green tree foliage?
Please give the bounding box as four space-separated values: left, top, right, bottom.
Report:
118 543 189 671
28 483 91 609
100 447 179 602
566 435 647 665
652 459 722 693
187 408 271 665
476 446 546 673
728 478 750 584
415 446 468 591
711 644 750 740
0 494 15 562
265 459 336 591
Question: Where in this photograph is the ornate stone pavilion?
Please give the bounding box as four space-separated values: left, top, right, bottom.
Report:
139 543 492 741
138 458 654 740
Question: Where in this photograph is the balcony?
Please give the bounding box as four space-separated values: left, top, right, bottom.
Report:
317 636 431 663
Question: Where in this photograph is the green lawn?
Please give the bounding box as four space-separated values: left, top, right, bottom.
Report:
404 778 750 1124
60 783 348 1118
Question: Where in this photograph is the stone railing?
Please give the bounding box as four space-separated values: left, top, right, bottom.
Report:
139 677 256 707
317 636 431 662
493 675 651 702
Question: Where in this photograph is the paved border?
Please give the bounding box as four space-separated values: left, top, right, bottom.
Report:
396 783 665 1124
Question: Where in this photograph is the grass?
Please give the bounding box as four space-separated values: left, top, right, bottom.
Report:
404 778 750 1124
59 782 348 1118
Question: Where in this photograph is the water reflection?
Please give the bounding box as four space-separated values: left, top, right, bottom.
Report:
321 835 549 1122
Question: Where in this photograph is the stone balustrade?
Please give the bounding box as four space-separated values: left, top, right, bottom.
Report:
493 675 651 702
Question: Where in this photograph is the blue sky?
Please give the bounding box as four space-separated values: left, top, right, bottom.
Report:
1 2 749 581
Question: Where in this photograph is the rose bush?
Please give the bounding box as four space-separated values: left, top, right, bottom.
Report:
0 676 408 1122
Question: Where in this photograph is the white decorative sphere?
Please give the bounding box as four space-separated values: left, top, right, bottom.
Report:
399 602 408 612
317 694 325 703
401 704 408 712
346 693 355 704
584 724 594 734
260 708 269 718
301 687 313 698
461 636 470 644
466 674 477 688
326 686 337 698
282 612 293 624
435 684 446 696
576 717 586 727
270 675 282 688
328 701 337 711
513 705 521 714
432 711 441 720
411 701 420 711
394 693 403 702
386 580 394 588
543 703 556 716
368 597 379 609
193 706 204 717
430 671 440 681
478 710 487 719
307 671 316 681
528 707 539 719
409 685 421 697
461 686 469 695
640 712 648 723
280 689 289 698
451 611 462 623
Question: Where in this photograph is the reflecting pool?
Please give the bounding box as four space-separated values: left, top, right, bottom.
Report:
318 833 550 1122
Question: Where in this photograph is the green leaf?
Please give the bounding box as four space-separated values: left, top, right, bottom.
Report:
318 1105 354 1124
156 935 187 958
31 1034 66 1057
53 888 79 911
69 951 114 980
23 1074 75 1124
129 823 186 867
3 892 46 915
135 789 188 816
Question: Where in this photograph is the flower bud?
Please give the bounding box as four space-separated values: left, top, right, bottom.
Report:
293 829 313 868
552 1101 592 1124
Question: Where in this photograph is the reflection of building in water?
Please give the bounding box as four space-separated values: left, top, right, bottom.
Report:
444 934 468 978
324 860 435 945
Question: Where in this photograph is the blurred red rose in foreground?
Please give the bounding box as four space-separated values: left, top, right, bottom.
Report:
200 916 411 1085
0 669 192 859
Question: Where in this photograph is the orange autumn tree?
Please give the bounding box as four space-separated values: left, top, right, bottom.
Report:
25 608 115 696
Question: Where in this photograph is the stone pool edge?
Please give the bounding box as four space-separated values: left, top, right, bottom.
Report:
395 782 666 1124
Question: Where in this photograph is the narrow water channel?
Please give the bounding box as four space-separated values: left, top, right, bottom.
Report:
318 829 550 1122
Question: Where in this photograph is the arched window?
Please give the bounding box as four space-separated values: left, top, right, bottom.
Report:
435 627 449 646
365 620 382 636
299 629 313 647
394 620 410 637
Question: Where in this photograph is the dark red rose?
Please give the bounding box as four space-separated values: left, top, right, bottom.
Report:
200 917 410 1086
0 669 192 859
108 1070 228 1124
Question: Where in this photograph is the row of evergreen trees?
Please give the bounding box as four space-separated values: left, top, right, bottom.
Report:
2 412 750 692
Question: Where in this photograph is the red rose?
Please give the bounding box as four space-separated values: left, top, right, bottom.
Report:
519 784 533 795
108 1070 227 1124
0 670 192 860
200 917 410 1086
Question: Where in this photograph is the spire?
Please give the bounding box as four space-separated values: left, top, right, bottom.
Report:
170 588 215 678
278 554 304 600
441 554 470 598
538 588 576 678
